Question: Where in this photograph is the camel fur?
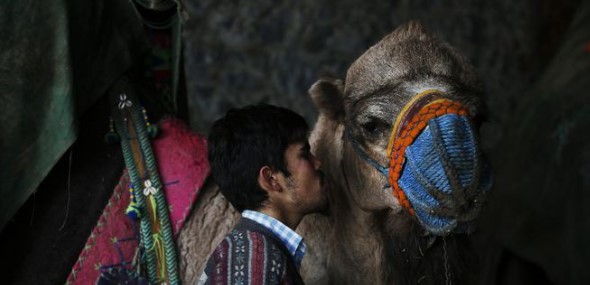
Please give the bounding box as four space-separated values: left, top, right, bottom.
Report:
177 22 488 285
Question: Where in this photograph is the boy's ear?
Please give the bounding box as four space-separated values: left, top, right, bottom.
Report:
258 166 281 192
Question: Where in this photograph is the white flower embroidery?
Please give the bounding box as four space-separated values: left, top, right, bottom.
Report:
234 264 245 276
142 179 158 196
270 260 278 273
118 93 133 109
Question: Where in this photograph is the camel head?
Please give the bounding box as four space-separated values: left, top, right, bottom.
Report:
309 22 492 237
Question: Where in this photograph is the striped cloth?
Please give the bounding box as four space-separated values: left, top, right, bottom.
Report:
242 210 306 269
198 218 305 285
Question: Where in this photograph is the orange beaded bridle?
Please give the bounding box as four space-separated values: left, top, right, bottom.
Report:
347 89 470 215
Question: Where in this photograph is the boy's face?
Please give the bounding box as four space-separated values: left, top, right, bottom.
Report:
279 141 329 215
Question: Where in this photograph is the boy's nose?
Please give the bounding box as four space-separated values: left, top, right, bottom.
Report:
313 154 321 169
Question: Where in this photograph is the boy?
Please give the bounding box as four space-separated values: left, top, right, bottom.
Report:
199 104 328 285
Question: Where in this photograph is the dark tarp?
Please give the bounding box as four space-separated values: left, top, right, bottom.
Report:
0 0 149 230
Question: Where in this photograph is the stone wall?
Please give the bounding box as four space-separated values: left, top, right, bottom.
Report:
181 0 576 150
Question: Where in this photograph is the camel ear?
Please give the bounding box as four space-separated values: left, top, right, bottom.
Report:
309 78 345 121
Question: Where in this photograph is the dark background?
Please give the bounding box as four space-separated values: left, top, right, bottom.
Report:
1 0 588 284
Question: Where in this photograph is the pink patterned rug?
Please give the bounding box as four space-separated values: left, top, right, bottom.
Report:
66 117 209 284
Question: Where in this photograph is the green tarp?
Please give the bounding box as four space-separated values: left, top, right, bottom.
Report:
0 0 149 230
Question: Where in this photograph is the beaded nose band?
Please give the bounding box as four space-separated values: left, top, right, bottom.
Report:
386 89 469 215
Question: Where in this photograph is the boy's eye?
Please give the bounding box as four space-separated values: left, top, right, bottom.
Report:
300 150 311 159
300 143 311 157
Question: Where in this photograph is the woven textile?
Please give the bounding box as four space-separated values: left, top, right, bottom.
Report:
242 210 306 269
398 114 492 235
66 118 209 284
199 218 304 285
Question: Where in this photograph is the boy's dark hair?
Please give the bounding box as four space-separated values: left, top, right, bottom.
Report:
207 104 309 212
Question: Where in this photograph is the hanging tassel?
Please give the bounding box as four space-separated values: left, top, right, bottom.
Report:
150 233 168 283
147 125 159 138
125 202 141 220
104 117 121 144
142 107 159 139
145 185 167 283
125 184 141 220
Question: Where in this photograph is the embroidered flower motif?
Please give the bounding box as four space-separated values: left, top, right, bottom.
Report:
270 260 279 273
142 179 158 196
271 248 282 260
118 93 133 109
234 264 245 276
235 254 246 264
270 259 279 283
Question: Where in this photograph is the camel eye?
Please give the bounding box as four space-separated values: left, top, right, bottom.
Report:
360 118 387 137
362 121 378 134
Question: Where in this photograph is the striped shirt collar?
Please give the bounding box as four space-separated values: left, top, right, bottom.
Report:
242 210 307 269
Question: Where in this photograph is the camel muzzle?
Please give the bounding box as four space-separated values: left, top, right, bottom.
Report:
349 89 493 236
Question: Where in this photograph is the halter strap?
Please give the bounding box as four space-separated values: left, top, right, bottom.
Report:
387 89 446 155
345 132 390 187
345 89 471 215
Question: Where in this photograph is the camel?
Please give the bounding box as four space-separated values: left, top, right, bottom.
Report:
177 22 491 285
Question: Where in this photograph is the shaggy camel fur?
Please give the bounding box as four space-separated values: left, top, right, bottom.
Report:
177 22 488 285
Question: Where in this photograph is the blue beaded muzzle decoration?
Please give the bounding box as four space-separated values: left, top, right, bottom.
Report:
348 90 492 235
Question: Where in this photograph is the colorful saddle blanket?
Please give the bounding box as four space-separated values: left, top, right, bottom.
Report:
66 118 209 284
